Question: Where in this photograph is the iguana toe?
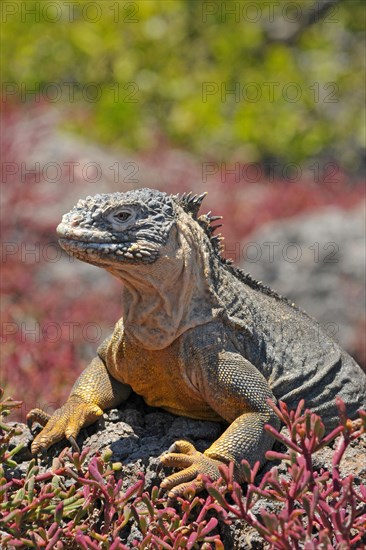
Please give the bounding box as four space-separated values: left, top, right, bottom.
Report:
27 408 51 432
160 440 223 497
29 400 103 456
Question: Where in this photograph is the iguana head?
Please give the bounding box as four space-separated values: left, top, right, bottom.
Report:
57 188 222 270
57 188 177 267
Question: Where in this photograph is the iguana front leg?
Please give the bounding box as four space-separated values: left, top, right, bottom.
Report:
160 351 280 497
28 357 131 455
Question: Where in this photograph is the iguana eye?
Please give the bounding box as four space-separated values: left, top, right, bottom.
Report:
113 211 132 222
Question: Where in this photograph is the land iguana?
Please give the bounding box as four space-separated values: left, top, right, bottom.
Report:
27 188 366 497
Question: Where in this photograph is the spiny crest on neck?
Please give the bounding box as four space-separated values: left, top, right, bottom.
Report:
172 191 229 262
172 190 297 306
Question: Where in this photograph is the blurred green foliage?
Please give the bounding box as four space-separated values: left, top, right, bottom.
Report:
2 0 365 169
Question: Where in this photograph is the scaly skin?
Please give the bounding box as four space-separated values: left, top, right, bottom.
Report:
28 189 366 497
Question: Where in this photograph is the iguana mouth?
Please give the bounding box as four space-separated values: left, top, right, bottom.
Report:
60 238 124 253
57 222 112 244
59 238 157 262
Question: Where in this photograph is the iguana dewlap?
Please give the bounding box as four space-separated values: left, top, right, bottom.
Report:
28 189 366 496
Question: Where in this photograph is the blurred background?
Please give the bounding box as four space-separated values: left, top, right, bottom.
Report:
1 0 365 420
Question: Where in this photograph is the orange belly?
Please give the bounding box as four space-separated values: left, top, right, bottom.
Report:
110 334 221 422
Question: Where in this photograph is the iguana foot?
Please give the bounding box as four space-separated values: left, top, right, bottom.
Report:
27 398 103 456
160 440 224 498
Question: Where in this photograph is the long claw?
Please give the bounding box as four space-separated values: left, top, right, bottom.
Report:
155 461 164 476
68 435 80 453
